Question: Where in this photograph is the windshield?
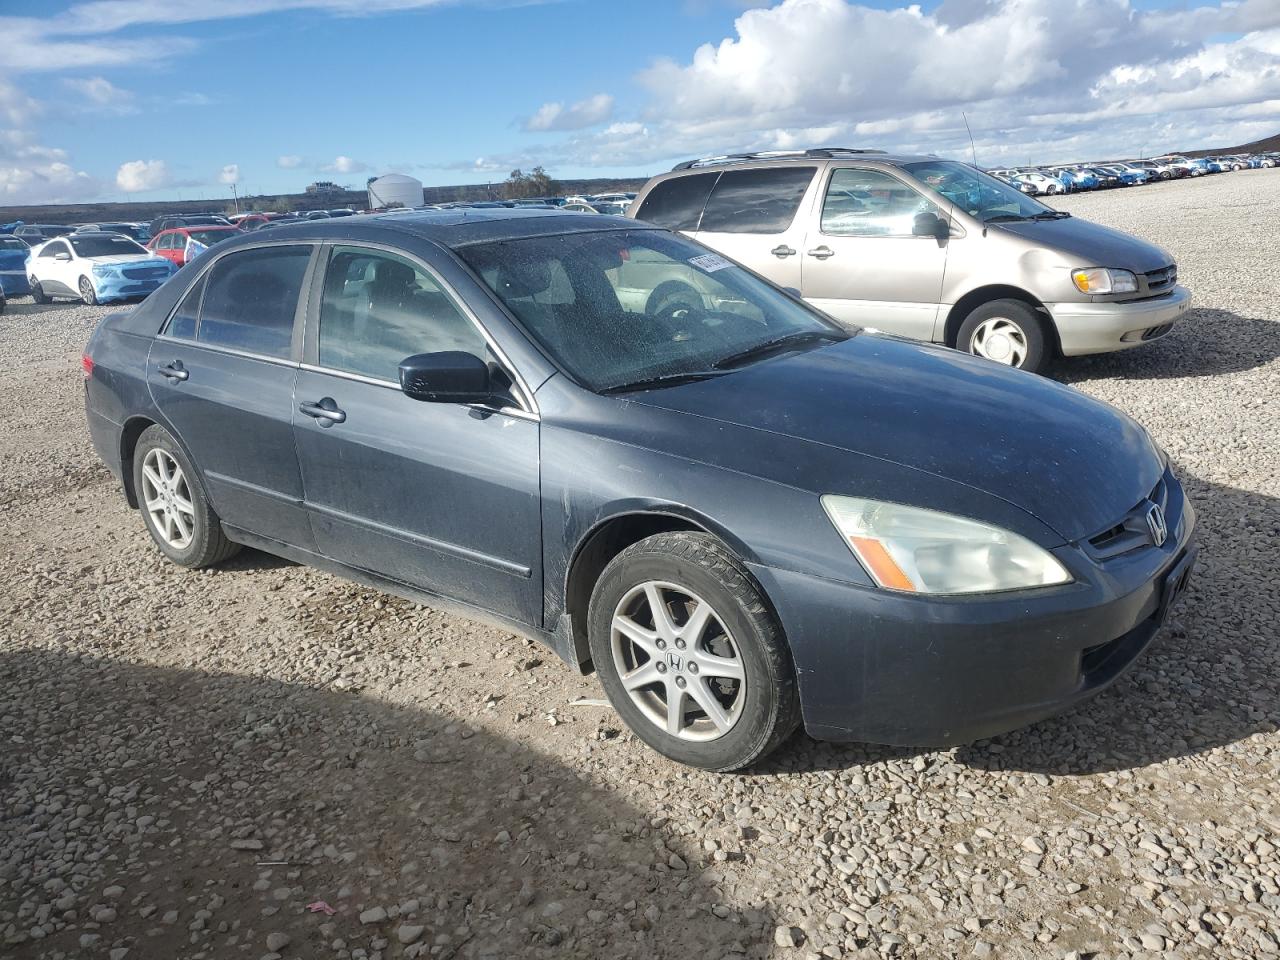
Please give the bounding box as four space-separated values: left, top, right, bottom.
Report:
69 235 148 258
1 237 28 251
902 160 1053 221
458 228 845 393
188 229 235 246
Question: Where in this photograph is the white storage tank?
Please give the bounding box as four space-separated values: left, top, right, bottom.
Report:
367 174 423 210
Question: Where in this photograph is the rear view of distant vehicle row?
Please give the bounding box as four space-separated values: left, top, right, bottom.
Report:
988 151 1279 195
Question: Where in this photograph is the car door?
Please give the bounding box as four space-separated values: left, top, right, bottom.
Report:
692 165 818 291
148 243 317 550
799 166 950 341
36 240 74 295
292 243 542 625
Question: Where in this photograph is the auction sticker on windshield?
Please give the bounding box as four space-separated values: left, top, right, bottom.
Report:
689 253 731 272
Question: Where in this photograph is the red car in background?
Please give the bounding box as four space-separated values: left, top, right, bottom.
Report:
148 225 241 267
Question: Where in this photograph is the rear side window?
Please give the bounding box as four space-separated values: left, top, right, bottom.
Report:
632 173 718 231
165 274 206 340
197 245 312 359
698 166 816 234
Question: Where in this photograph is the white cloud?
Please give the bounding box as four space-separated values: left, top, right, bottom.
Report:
322 155 368 174
61 75 134 111
115 158 170 192
277 154 304 169
0 129 99 204
218 163 240 184
522 93 614 132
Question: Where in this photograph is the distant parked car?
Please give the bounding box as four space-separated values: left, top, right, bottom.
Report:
1103 163 1151 185
148 214 231 237
327 209 357 218
13 224 75 242
1011 172 1065 195
148 226 242 268
27 232 174 305
304 211 332 220
75 222 150 242
0 235 33 297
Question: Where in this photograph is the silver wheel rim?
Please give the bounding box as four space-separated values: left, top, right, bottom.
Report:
971 317 1029 367
611 581 746 742
80 278 93 302
141 449 196 550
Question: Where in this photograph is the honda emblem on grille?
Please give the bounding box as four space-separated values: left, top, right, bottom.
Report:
1146 503 1168 547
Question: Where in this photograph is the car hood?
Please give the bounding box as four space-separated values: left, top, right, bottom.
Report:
624 335 1163 543
996 215 1173 272
87 254 169 268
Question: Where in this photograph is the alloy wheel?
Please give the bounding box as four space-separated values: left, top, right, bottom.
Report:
141 448 196 550
970 316 1029 367
610 581 746 741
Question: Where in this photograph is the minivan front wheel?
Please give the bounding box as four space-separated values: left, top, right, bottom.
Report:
587 532 800 771
958 299 1048 373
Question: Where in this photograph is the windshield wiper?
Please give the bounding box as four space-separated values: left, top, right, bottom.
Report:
712 330 843 370
1032 210 1071 220
983 213 1030 223
600 370 726 395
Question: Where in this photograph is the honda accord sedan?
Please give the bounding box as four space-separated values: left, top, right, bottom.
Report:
82 210 1197 770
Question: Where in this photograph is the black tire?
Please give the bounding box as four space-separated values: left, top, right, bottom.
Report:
0 292 6 315
30 279 51 304
587 532 800 771
956 298 1050 374
79 276 98 306
132 425 240 568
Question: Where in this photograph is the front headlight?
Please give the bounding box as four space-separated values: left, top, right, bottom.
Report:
821 496 1072 595
1072 267 1138 295
91 263 113 277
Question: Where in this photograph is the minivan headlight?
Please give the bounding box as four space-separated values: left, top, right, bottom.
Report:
1072 267 1138 294
821 496 1072 595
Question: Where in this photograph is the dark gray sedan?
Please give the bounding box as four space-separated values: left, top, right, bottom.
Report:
83 210 1196 770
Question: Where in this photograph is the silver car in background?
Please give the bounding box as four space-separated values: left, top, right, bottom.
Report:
628 148 1191 373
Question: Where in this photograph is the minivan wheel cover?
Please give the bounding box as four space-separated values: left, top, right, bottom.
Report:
611 581 746 742
141 448 196 550
971 317 1028 367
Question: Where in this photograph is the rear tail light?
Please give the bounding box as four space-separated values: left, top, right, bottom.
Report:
81 354 94 379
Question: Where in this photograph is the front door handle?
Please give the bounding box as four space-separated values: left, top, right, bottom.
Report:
299 399 346 425
158 361 189 381
771 244 796 258
807 246 835 260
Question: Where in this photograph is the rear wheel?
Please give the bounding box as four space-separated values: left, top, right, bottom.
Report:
957 299 1049 374
79 276 98 305
587 532 800 771
30 279 51 304
132 425 240 568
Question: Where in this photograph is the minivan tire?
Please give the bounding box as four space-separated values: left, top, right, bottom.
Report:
587 532 800 771
957 299 1049 374
132 425 241 569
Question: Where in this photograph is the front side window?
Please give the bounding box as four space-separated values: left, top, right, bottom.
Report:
458 228 844 393
39 241 67 259
698 166 815 234
197 245 311 359
900 159 1053 222
821 169 941 237
632 173 718 232
317 246 487 380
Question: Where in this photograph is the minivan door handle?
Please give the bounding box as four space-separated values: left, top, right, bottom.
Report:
298 398 346 425
770 244 796 258
157 361 189 381
807 246 835 260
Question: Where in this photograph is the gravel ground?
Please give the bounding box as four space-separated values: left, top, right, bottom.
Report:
2 169 1278 960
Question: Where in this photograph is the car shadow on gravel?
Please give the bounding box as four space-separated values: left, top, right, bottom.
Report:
1049 308 1280 382
759 470 1279 778
0 650 775 959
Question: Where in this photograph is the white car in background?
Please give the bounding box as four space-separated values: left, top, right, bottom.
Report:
27 232 175 305
1012 172 1066 195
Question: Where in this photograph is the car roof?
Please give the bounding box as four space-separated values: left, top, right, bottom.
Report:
665 148 942 173
232 208 656 249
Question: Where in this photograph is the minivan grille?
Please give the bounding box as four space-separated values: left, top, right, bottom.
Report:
1144 264 1177 293
1086 475 1170 560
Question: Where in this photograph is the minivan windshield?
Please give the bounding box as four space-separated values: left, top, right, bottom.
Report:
901 160 1058 223
460 229 846 393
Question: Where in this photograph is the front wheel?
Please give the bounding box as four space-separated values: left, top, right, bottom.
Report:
79 276 98 305
587 532 800 771
957 299 1050 374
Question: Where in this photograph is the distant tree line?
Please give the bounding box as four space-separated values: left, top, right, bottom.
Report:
503 166 557 199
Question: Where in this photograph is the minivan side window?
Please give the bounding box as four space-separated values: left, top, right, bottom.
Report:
197 245 312 359
821 169 939 238
698 166 816 234
317 246 487 381
632 173 718 232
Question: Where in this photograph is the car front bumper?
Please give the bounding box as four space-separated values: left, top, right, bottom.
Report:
1049 285 1191 357
92 272 170 303
748 481 1196 747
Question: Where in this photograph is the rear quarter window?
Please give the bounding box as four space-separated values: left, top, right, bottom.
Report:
698 166 816 234
632 173 718 232
197 245 312 359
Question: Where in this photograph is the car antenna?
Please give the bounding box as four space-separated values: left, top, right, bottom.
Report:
962 111 978 168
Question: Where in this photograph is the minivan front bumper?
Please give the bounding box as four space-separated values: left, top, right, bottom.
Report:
1050 284 1191 356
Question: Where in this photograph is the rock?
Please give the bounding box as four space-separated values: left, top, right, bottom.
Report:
775 925 805 948
397 924 425 944
359 906 388 924
266 932 290 952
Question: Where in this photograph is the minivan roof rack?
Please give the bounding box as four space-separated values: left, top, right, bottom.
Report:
671 147 887 171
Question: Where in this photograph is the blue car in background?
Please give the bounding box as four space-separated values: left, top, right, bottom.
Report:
0 235 32 297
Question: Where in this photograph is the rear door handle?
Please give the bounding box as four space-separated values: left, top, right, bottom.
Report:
299 399 346 425
771 244 796 258
158 361 189 381
807 246 835 260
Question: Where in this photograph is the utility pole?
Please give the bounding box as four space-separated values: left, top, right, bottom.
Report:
231 182 240 214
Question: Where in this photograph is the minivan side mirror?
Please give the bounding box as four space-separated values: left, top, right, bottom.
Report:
399 351 491 403
912 212 950 241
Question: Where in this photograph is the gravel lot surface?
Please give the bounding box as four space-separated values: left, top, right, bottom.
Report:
2 170 1278 960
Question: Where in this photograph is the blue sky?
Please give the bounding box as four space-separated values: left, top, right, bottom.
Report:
2 0 1278 205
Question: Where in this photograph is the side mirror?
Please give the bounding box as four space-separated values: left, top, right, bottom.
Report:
781 286 802 299
399 351 491 403
912 212 950 240
54 251 72 262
